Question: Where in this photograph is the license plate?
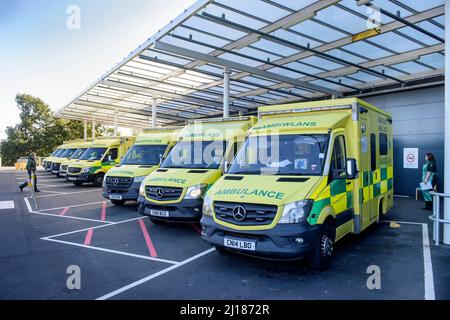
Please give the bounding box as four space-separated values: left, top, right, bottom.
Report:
60 173 66 177
52 170 58 174
146 208 169 217
224 238 256 251
68 177 77 181
109 194 123 200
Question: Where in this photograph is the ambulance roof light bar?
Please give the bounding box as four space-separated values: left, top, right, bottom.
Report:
258 105 353 117
187 116 252 124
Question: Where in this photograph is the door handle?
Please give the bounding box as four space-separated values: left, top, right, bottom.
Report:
346 181 351 185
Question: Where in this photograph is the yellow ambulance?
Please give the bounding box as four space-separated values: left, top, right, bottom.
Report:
59 140 94 178
102 127 180 206
50 140 86 177
201 98 393 270
44 144 68 172
138 117 257 224
66 136 136 187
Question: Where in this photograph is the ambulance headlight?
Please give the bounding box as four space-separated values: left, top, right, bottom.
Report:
81 167 91 173
279 200 313 224
184 184 207 199
139 182 146 197
133 176 146 183
202 194 213 217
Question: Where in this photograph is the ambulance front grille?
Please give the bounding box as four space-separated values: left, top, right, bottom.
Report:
145 186 183 201
214 201 278 226
68 167 81 174
105 176 133 189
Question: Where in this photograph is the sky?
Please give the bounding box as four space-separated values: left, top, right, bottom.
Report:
0 0 195 139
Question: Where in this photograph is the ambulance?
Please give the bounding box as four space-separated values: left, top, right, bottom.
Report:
44 143 70 172
138 117 257 224
59 140 94 178
66 136 136 187
201 98 393 270
50 140 85 177
102 127 180 206
43 147 62 171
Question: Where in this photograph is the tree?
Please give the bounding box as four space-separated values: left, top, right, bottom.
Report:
0 93 113 166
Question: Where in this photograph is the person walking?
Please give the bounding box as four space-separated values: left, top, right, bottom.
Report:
19 153 40 193
421 152 438 210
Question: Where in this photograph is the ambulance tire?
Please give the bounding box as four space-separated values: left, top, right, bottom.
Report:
307 221 335 271
111 200 126 206
73 181 83 186
150 218 167 225
93 173 104 187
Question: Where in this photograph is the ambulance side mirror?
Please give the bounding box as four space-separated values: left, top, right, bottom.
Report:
346 158 358 179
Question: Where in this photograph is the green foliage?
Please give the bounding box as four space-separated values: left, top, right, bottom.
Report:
0 94 113 166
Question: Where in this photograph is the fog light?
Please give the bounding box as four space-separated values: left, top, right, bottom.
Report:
201 226 206 235
294 237 304 244
193 208 200 212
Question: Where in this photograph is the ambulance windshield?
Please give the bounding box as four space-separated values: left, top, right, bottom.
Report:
228 134 329 176
121 145 168 165
162 141 226 169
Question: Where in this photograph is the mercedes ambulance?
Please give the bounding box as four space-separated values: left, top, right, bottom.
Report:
44 143 70 172
102 127 180 206
201 98 393 270
138 117 257 224
59 140 94 178
43 147 62 171
66 136 135 187
50 140 85 177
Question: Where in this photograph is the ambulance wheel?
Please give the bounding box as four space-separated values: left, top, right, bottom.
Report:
73 181 83 186
308 221 335 271
111 200 126 206
150 218 167 225
93 174 104 187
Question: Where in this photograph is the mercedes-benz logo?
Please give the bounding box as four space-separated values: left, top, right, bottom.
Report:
155 188 165 199
113 178 119 185
232 206 246 221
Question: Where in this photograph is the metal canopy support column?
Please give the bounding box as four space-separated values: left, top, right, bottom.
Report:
152 98 157 128
92 118 96 139
444 0 450 245
223 67 230 118
83 120 87 140
114 110 118 136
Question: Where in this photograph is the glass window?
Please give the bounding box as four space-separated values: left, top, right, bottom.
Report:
162 141 226 169
70 148 87 160
121 145 168 166
60 148 78 159
228 134 329 176
79 148 107 161
379 133 388 156
51 149 60 156
54 149 66 157
371 134 376 172
107 148 118 161
330 135 346 177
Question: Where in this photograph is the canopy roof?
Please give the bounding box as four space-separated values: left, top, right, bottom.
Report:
55 0 445 129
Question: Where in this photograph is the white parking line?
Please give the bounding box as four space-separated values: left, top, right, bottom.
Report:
383 220 435 300
24 198 112 224
38 201 106 212
34 190 102 198
0 201 15 210
96 248 215 300
422 224 435 300
43 238 179 265
43 217 144 239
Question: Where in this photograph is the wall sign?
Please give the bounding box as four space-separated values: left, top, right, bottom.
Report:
403 148 418 169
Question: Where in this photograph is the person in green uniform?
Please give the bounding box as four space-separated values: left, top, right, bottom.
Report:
19 153 40 193
421 152 438 210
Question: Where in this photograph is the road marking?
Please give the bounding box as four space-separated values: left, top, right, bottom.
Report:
101 201 107 221
383 220 435 300
59 207 69 216
96 248 215 300
422 224 435 300
138 219 158 258
38 201 105 212
42 217 144 239
24 198 112 224
33 190 101 198
43 238 179 265
191 223 202 234
0 201 14 210
84 228 94 246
